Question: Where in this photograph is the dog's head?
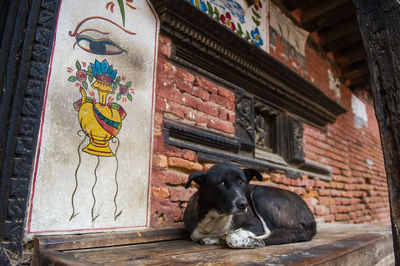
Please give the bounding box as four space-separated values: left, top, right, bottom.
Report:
185 163 263 215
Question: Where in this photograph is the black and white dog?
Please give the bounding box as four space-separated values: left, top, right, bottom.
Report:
184 163 316 248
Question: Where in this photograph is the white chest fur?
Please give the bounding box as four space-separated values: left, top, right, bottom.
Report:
191 209 232 242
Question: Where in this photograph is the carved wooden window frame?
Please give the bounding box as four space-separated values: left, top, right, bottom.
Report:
152 0 346 180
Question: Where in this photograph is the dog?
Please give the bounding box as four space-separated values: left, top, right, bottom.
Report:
184 163 316 248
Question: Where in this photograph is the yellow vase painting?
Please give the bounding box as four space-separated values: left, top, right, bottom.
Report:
69 59 133 157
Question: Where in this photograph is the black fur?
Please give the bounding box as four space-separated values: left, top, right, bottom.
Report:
184 163 316 247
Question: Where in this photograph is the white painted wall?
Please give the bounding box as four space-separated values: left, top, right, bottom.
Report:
25 0 158 238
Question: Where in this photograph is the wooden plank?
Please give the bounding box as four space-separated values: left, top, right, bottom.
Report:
38 251 93 266
319 19 359 48
334 43 366 68
346 74 370 87
280 0 309 11
321 31 361 52
353 1 400 263
342 62 369 80
301 0 352 31
65 240 223 265
35 227 187 252
60 224 392 265
64 233 390 266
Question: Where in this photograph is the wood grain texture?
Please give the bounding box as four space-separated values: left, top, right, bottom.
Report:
353 0 400 263
51 224 393 265
35 228 187 252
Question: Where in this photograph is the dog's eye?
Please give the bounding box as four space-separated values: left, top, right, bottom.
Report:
218 181 225 187
239 180 244 185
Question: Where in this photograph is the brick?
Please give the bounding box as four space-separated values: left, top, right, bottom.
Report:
324 215 335 222
291 178 303 187
207 118 235 134
227 111 236 123
270 174 282 183
182 150 197 162
318 189 330 196
294 187 306 195
168 157 203 171
217 87 235 102
210 93 235 111
151 197 182 223
169 187 196 202
176 68 195 83
335 214 350 221
152 187 170 199
281 177 292 185
197 101 219 117
152 169 188 186
195 76 218 93
304 190 318 198
153 154 168 168
153 135 182 157
218 108 229 121
186 110 208 124
315 205 329 216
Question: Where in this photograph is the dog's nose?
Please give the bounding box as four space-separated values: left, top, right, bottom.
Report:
236 198 248 210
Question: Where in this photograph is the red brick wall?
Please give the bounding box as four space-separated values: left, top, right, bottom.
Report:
150 32 390 228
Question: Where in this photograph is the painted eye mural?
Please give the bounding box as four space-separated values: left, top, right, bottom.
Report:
69 16 136 55
26 0 158 236
76 34 125 55
64 2 140 223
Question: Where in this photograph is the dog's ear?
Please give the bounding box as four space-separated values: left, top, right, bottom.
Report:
185 171 206 189
243 168 263 183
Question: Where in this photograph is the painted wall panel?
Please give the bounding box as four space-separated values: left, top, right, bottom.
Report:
187 0 269 51
25 0 158 237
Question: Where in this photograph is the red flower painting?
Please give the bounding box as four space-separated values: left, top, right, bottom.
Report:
220 12 236 31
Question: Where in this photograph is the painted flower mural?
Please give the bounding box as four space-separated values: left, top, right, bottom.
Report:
209 0 246 23
69 59 132 157
220 12 236 31
251 27 263 47
191 0 207 12
253 0 262 11
187 0 266 50
27 0 158 236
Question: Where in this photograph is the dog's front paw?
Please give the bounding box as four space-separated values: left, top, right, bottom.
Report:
225 229 265 249
200 237 220 245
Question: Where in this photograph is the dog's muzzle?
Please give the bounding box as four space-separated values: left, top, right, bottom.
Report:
235 198 248 211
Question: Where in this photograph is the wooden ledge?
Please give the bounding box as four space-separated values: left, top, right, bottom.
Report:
33 224 393 265
34 227 187 252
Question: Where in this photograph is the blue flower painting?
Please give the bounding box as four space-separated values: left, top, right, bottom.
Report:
209 0 246 23
91 59 117 81
251 28 263 47
190 0 207 12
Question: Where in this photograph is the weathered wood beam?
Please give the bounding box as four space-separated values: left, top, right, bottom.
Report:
350 84 371 93
301 0 353 31
334 43 366 68
346 74 370 87
341 61 369 80
319 19 359 51
321 30 361 52
353 0 400 263
281 0 309 11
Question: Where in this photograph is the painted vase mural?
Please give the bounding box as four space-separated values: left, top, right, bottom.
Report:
69 59 132 157
26 0 156 237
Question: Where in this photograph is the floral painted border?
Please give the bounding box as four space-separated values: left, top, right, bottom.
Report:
188 0 264 47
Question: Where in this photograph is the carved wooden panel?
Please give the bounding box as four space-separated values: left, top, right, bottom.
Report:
150 0 347 128
235 89 255 152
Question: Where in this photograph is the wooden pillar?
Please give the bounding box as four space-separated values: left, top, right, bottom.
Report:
353 0 400 263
